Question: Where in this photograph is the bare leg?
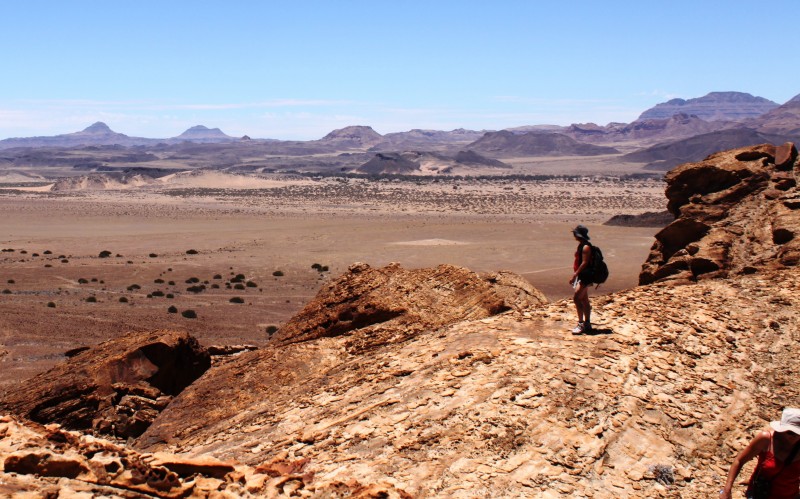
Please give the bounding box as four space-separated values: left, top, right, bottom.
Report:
574 283 591 329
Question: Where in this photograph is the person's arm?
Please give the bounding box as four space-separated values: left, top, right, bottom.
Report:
720 431 770 498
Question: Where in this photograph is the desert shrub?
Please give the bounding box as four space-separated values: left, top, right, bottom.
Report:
61 259 69 263
98 250 112 258
149 253 158 258
186 249 198 255
272 270 284 277
91 278 98 282
2 289 11 294
47 302 56 308
127 260 133 264
44 264 52 268
246 281 257 287
43 250 52 254
166 293 174 299
213 274 222 279
229 297 245 304
20 250 27 254
168 281 175 285
7 279 14 284
210 284 219 289
168 305 178 313
234 283 245 290
151 290 165 297
58 255 65 259
126 284 141 291
154 278 165 284
311 263 322 270
185 277 200 283
78 278 88 284
86 296 97 303
32 253 39 257
119 297 128 303
266 325 278 335
231 274 245 283
186 285 206 293
181 309 197 319
321 265 329 271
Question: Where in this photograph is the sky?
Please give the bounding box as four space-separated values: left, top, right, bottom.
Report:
0 0 798 141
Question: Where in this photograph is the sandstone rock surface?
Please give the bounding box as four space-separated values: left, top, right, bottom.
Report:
640 142 800 284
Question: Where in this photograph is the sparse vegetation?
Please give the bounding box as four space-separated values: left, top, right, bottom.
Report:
266 325 278 335
149 253 158 258
234 283 245 290
246 281 257 287
229 297 245 304
2 289 11 294
86 296 97 303
186 285 206 293
78 278 88 284
273 270 284 277
151 290 165 297
7 279 14 284
154 278 165 284
47 302 56 308
98 250 112 258
168 305 178 313
186 249 198 254
126 284 141 291
186 277 200 283
181 309 197 319
119 297 128 303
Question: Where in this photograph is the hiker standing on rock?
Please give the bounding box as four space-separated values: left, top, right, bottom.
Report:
720 407 800 499
569 225 593 334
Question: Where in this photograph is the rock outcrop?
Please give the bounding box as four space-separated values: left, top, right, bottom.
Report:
467 130 620 157
640 142 800 284
0 331 210 439
270 262 547 348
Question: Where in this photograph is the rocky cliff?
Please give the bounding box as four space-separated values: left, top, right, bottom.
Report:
640 142 799 284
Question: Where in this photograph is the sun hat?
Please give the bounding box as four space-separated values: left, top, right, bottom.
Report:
572 225 590 241
770 408 800 435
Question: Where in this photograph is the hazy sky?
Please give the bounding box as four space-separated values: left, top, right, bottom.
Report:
1 0 797 140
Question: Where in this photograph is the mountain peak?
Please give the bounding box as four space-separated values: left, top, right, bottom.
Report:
638 92 779 121
176 125 231 140
81 122 114 134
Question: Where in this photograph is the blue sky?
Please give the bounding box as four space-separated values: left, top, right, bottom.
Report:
0 1 797 140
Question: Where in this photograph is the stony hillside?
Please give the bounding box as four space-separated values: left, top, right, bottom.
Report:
2 143 799 498
467 130 619 157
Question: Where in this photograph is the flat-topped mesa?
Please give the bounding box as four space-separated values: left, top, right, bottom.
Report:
639 142 800 284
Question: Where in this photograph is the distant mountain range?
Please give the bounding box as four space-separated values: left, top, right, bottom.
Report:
0 91 798 174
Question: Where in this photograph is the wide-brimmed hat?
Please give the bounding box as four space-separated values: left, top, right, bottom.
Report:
771 408 800 435
572 225 590 240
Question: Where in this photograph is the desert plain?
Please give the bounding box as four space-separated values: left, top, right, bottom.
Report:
0 171 665 389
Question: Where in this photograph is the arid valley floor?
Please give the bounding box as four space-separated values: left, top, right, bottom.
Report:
0 174 664 389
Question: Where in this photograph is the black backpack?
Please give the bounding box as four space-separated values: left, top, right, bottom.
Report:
590 245 609 285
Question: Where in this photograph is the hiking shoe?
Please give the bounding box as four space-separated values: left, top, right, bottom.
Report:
583 323 593 333
571 323 584 334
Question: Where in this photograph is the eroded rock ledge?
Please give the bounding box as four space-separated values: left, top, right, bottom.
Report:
640 142 799 284
0 331 210 439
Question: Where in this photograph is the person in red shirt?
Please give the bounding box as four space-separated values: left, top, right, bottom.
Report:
569 225 593 334
721 407 800 499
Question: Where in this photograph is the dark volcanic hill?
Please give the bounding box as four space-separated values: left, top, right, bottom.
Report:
638 91 778 121
621 128 794 170
318 125 383 148
173 125 235 143
467 130 619 157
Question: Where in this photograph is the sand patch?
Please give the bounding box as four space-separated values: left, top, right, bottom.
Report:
391 238 470 246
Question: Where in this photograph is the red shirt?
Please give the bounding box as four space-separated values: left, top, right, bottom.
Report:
748 433 800 499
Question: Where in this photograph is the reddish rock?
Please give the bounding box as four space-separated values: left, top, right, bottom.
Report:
640 143 800 284
0 331 210 439
775 141 797 169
